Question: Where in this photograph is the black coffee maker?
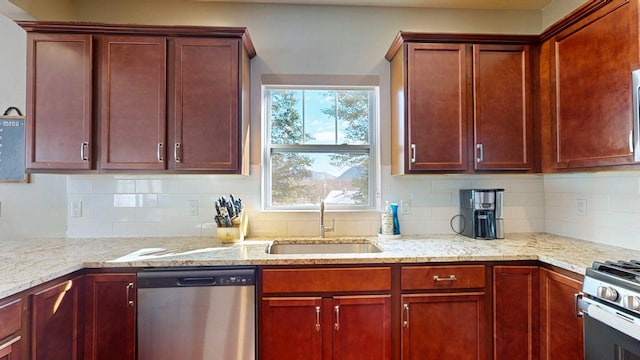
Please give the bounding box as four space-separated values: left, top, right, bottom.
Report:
459 189 504 240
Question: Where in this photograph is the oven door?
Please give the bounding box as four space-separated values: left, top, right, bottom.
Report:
581 297 640 360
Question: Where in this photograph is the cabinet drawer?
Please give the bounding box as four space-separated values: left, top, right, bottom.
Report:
262 267 391 294
0 299 21 341
402 265 485 290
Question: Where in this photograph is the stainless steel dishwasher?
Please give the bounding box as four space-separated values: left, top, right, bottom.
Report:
137 267 256 360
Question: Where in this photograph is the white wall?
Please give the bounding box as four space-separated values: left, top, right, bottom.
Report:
2 1 638 252
0 14 67 239
545 172 640 250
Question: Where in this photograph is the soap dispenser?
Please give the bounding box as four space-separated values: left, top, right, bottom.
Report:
380 201 394 235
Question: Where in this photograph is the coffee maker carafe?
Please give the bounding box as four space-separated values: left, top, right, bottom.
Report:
459 189 504 240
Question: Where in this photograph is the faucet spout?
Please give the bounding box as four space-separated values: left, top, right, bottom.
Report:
320 200 334 238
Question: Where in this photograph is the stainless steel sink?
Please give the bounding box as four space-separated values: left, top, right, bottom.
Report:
266 238 382 254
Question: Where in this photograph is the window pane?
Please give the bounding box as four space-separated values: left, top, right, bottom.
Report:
303 90 335 145
270 89 304 145
270 152 369 207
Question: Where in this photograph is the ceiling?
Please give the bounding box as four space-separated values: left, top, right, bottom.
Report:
192 0 556 10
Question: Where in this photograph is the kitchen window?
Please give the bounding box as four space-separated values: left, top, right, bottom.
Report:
262 77 378 211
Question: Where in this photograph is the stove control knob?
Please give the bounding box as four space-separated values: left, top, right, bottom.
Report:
623 296 640 311
597 286 619 301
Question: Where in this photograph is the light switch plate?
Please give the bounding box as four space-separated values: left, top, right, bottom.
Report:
189 200 199 216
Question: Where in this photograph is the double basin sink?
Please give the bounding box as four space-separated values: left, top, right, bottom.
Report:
265 238 382 255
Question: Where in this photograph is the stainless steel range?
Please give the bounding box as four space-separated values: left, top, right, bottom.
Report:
579 261 640 360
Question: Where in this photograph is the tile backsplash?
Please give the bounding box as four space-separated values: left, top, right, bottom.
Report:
66 166 546 238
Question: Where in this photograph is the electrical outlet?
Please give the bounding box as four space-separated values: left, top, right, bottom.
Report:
401 199 411 215
576 199 587 216
189 200 199 216
71 201 82 217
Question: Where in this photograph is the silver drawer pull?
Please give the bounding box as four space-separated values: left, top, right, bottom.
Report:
157 143 164 162
403 303 409 328
174 143 181 163
433 275 457 282
334 305 340 331
126 282 134 308
410 144 416 163
80 142 89 161
315 306 321 332
476 143 484 163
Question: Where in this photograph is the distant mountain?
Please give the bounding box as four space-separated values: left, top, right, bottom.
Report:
310 171 336 180
338 165 366 180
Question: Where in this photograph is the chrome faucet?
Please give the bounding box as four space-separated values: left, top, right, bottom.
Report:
320 200 335 238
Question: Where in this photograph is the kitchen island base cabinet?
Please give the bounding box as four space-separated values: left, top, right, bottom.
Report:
31 276 83 360
84 273 136 360
540 268 583 360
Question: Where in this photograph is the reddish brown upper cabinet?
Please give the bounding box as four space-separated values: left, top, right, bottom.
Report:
168 37 250 173
387 33 536 174
31 276 83 360
19 22 255 174
25 33 93 170
84 273 136 360
493 266 539 360
473 45 532 171
542 0 638 170
539 268 584 360
391 42 469 173
98 35 167 171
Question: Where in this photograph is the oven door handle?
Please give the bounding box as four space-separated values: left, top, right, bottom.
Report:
585 301 640 342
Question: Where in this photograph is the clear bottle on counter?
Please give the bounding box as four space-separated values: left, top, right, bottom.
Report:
381 201 394 235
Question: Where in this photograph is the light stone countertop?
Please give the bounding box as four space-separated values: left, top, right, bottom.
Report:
2 232 639 300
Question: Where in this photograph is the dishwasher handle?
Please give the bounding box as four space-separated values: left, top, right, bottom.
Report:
178 276 216 286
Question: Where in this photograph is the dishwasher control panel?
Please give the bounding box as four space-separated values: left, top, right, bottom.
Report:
137 267 256 288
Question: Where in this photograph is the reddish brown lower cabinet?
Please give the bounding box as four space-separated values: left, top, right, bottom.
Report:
261 297 323 360
261 295 391 360
0 298 22 360
540 268 583 360
401 293 486 360
0 337 21 360
31 276 83 360
260 266 391 360
493 266 539 360
84 273 136 360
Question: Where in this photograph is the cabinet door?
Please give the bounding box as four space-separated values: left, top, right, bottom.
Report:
473 45 532 170
261 297 323 360
493 266 539 360
540 268 583 360
169 38 240 171
402 293 486 360
31 276 83 360
331 295 391 360
84 274 135 360
552 0 635 168
407 43 468 171
0 337 20 360
26 33 93 170
99 35 166 170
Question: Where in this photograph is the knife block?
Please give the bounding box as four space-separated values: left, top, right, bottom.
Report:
216 211 248 243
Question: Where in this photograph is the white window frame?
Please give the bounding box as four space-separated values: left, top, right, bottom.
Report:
261 78 379 212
